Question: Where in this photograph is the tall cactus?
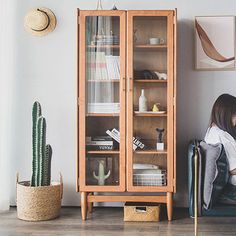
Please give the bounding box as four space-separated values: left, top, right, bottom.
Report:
31 102 41 187
31 101 52 187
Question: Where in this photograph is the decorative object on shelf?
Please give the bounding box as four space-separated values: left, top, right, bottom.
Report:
154 71 167 80
149 37 165 45
16 101 63 221
139 89 147 112
152 103 160 112
24 8 57 36
93 160 111 185
195 16 236 70
134 70 167 80
156 128 165 151
96 0 103 10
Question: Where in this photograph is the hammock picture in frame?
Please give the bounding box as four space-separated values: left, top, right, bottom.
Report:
195 16 236 70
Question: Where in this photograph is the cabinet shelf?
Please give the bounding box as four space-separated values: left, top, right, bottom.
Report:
135 149 167 154
134 112 167 117
134 79 167 83
87 45 120 49
87 150 120 154
87 80 120 83
134 44 167 50
86 113 119 117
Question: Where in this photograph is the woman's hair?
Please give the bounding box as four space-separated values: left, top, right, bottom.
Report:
210 94 236 139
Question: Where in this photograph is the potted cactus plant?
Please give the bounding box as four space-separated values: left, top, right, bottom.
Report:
16 101 63 221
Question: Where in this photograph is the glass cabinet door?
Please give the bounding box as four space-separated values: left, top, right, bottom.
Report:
78 11 126 191
127 11 175 191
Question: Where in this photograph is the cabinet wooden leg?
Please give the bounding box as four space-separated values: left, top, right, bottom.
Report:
81 192 87 220
167 192 173 221
88 193 93 213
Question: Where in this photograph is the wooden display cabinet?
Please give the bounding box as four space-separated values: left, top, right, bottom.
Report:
77 9 177 221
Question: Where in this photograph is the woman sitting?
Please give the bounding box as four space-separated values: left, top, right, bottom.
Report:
205 94 236 185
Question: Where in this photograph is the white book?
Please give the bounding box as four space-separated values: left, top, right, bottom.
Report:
108 128 137 150
106 130 120 143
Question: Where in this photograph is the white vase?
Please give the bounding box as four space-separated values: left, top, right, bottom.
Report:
139 89 147 112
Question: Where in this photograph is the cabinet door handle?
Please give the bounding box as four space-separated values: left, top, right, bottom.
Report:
129 77 133 92
122 77 126 92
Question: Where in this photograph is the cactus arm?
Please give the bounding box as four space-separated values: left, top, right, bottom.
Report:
37 116 46 186
93 171 99 180
31 101 41 187
104 170 111 180
42 144 52 186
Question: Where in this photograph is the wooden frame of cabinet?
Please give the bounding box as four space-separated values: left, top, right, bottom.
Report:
77 9 177 221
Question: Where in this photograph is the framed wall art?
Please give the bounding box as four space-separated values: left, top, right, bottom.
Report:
195 16 236 70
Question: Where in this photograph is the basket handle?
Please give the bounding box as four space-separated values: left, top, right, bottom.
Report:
16 172 19 184
135 206 147 213
16 172 19 204
60 172 63 199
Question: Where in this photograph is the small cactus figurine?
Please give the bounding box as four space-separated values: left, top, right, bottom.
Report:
93 160 110 185
31 101 52 187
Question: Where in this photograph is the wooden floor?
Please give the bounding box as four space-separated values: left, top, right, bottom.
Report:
1 207 236 236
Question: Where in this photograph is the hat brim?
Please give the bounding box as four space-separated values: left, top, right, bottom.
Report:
24 7 57 36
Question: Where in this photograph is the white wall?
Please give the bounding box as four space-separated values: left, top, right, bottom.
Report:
4 0 236 206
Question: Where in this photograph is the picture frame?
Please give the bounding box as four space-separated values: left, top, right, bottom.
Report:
195 16 236 70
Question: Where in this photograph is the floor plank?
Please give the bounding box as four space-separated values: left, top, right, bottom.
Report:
0 207 236 236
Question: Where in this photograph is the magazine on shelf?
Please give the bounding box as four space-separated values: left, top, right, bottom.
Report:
106 128 145 151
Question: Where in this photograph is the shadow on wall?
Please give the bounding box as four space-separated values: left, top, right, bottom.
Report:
175 19 207 207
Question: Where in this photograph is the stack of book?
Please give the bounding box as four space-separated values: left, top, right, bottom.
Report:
87 52 120 81
86 136 115 151
92 35 119 45
87 103 120 113
106 128 145 151
133 164 167 186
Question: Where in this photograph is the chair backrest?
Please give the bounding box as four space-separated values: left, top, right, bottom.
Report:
188 140 229 217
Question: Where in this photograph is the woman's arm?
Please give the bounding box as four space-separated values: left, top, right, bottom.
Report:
231 168 236 175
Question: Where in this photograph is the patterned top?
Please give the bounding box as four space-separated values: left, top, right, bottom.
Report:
205 125 236 185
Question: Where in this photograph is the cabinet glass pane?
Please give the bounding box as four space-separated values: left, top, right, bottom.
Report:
85 16 121 186
132 16 168 187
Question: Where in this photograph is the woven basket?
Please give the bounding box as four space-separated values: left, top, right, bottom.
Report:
124 203 160 222
16 173 63 221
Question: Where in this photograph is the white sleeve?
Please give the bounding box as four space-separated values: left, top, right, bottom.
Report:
220 135 236 171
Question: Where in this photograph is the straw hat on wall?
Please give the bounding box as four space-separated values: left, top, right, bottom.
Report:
24 8 57 36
